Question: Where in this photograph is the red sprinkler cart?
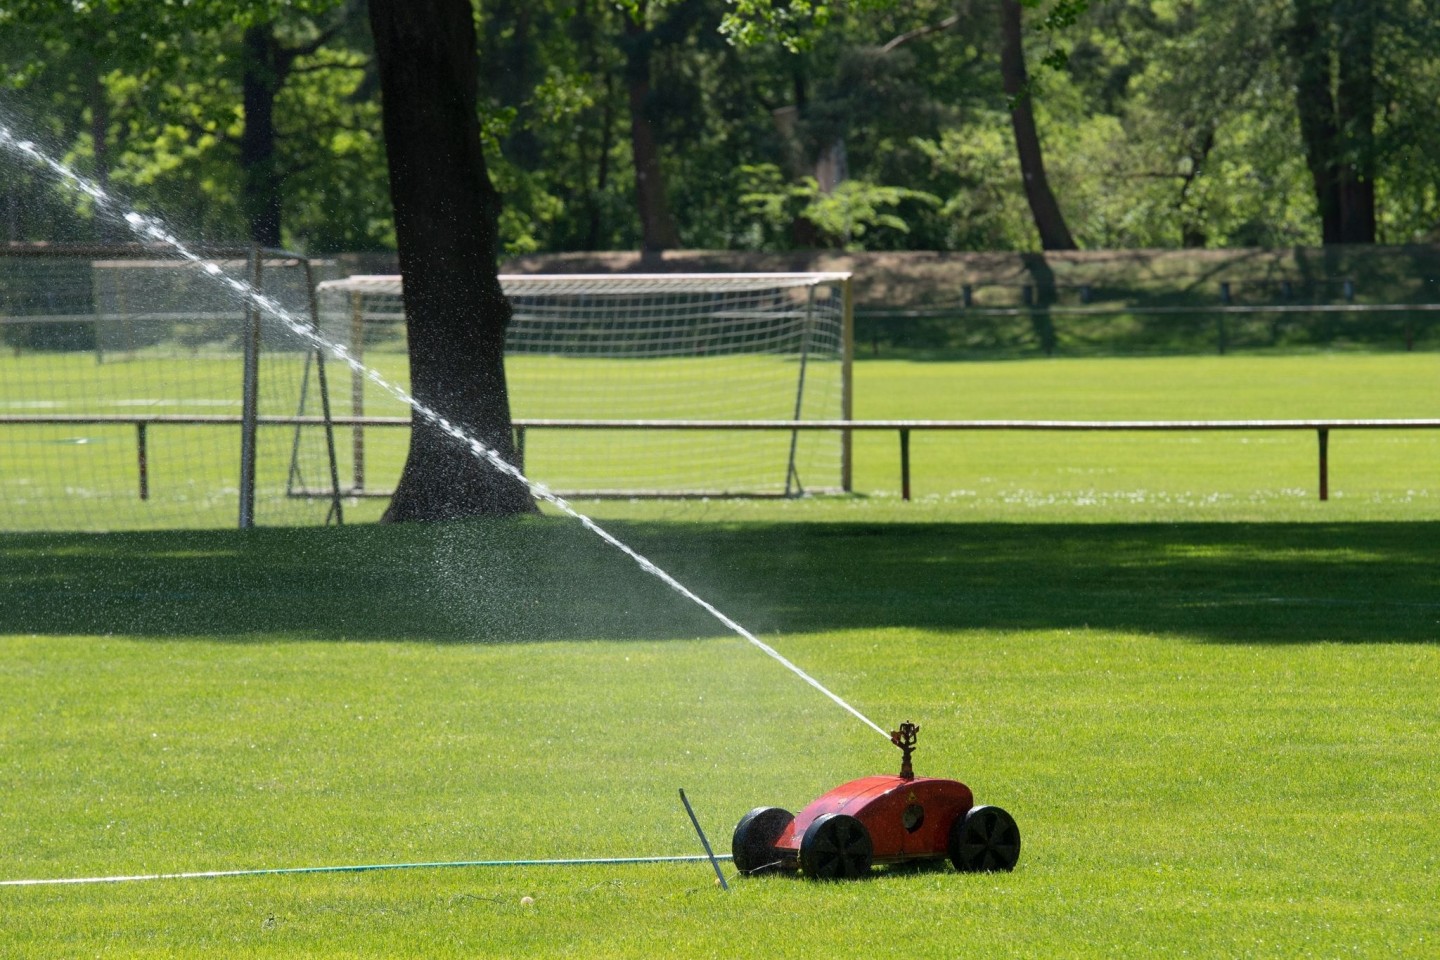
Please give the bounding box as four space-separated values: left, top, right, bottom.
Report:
731 722 1021 879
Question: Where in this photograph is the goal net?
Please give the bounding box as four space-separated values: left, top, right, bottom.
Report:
0 245 342 532
314 273 853 498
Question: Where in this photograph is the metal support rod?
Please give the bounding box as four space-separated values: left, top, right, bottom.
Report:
350 291 366 491
678 789 729 891
900 428 912 501
513 425 526 473
237 248 263 529
136 422 148 501
784 286 816 497
303 257 344 525
1318 428 1329 501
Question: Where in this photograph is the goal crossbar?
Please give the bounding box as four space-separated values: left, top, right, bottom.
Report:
316 272 855 297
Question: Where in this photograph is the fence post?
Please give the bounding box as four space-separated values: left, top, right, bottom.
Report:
841 275 855 493
514 424 527 473
900 428 912 501
1217 282 1230 355
136 421 148 501
1317 428 1329 501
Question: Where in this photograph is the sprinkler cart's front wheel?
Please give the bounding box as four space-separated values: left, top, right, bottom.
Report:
800 813 873 880
949 804 1021 873
732 806 794 875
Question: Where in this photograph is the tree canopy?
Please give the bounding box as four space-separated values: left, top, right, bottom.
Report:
3 0 1438 254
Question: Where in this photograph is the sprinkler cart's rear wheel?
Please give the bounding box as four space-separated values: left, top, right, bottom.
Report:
949 805 1021 873
732 806 794 875
800 813 873 880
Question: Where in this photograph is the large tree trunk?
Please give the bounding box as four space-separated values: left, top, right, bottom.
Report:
999 0 1077 251
368 0 536 520
623 4 681 252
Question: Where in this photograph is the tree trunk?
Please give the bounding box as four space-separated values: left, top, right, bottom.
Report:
1334 0 1376 243
999 0 1076 251
585 69 616 250
478 0 541 169
1285 2 1342 244
623 5 681 252
1019 252 1058 356
240 24 284 248
368 0 536 520
579 0 614 251
1285 0 1376 245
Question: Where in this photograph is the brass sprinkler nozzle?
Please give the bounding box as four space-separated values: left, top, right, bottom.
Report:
890 721 919 780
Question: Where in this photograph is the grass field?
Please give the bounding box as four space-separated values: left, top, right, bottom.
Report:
4 514 1440 956
4 350 1438 530
2 350 1439 957
374 351 1440 522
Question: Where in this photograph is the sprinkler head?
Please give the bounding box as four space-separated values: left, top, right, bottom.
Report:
890 721 919 780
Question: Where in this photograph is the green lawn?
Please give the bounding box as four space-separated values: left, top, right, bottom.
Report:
3 350 1438 956
3 518 1439 957
304 350 1440 524
4 351 1438 530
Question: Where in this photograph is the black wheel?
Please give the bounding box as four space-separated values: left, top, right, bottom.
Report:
949 805 1021 873
731 807 793 875
799 813 873 880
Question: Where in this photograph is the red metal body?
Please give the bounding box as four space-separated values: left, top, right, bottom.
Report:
773 774 975 865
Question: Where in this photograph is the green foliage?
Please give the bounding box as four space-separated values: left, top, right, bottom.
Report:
2 0 1438 255
738 162 940 249
0 0 378 250
912 123 1035 250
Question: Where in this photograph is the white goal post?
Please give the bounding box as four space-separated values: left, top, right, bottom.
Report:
314 272 854 498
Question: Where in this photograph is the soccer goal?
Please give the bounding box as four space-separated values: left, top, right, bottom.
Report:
314 272 854 498
0 244 343 532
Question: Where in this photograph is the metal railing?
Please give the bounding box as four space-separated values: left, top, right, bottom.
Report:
5 414 1438 505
